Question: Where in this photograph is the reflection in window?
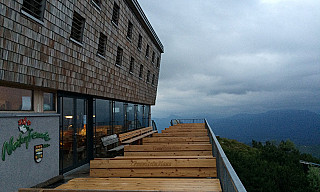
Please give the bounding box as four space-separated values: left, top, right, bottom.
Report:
126 103 135 130
136 104 143 129
43 92 55 111
143 105 150 127
0 86 33 111
113 101 124 134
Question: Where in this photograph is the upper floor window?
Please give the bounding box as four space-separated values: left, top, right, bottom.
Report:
129 57 134 73
70 11 85 43
152 74 155 85
152 51 155 63
137 34 142 50
115 46 123 66
97 33 107 56
139 64 143 78
145 44 149 58
127 21 133 40
112 2 120 26
146 70 150 83
43 92 55 111
0 86 33 111
91 0 101 9
156 57 160 68
21 0 46 21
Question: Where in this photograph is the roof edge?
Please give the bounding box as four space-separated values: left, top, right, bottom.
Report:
125 0 164 53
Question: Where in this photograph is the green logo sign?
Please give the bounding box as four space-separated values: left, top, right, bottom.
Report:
1 117 51 161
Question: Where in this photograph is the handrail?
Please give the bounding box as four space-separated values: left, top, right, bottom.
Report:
151 120 157 131
170 118 247 192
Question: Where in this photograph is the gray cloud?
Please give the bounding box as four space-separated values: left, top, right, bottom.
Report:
139 0 320 118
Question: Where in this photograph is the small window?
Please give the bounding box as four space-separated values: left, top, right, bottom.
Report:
0 86 33 111
139 64 143 78
152 51 155 63
127 21 133 39
156 57 160 68
97 33 107 56
91 0 101 8
145 44 149 58
21 0 46 20
112 2 120 26
129 57 134 73
70 11 85 43
152 74 155 85
146 70 150 83
43 92 55 111
115 46 123 66
137 34 142 50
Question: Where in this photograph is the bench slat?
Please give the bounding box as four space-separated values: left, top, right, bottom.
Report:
90 168 217 178
124 144 212 152
91 158 216 168
124 151 213 156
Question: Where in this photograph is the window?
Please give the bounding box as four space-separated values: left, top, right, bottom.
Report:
146 70 150 83
91 0 101 9
145 44 149 58
129 57 134 73
21 0 46 20
156 57 160 68
97 33 107 56
70 11 85 43
112 2 120 26
0 86 33 111
43 92 55 111
152 51 155 63
115 46 123 66
137 34 142 50
139 64 143 78
127 21 133 39
152 74 155 85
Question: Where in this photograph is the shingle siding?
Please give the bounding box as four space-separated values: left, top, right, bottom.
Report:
0 0 163 105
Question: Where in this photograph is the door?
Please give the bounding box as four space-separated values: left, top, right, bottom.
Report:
59 97 88 173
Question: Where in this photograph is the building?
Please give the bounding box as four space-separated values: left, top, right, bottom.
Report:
0 0 164 191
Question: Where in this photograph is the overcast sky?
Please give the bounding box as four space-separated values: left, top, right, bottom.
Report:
138 0 320 118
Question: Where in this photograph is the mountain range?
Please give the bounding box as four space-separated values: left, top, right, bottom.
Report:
153 109 320 150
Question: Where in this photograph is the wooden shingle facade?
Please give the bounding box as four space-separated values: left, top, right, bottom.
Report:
0 0 163 105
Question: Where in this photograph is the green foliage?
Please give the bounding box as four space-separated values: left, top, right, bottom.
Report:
307 167 320 191
218 138 320 192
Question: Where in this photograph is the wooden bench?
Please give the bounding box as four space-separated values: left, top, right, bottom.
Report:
100 134 124 152
90 156 217 178
153 132 208 137
119 126 157 144
143 136 211 145
124 144 213 156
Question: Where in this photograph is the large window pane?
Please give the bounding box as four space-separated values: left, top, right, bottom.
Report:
136 104 143 129
126 103 135 130
0 86 32 111
43 92 55 111
143 105 150 127
113 101 124 134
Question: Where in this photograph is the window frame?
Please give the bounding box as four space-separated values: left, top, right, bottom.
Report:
127 21 133 40
139 64 144 79
21 0 46 22
97 32 107 57
137 34 142 51
129 57 135 74
115 46 123 67
112 2 120 26
70 11 86 44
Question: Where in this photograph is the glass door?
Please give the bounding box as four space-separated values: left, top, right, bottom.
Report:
60 97 88 173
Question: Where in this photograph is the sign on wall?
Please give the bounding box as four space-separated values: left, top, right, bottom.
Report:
1 117 51 161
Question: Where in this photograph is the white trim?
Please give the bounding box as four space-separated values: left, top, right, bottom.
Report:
21 10 44 25
70 38 84 47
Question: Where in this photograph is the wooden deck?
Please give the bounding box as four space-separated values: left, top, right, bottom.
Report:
20 123 222 192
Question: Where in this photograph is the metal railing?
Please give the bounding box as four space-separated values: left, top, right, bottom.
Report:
170 118 204 126
171 118 247 192
151 120 158 131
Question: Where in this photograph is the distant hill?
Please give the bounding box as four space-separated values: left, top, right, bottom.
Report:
209 110 320 146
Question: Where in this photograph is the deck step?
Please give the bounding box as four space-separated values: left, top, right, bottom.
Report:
55 178 222 192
